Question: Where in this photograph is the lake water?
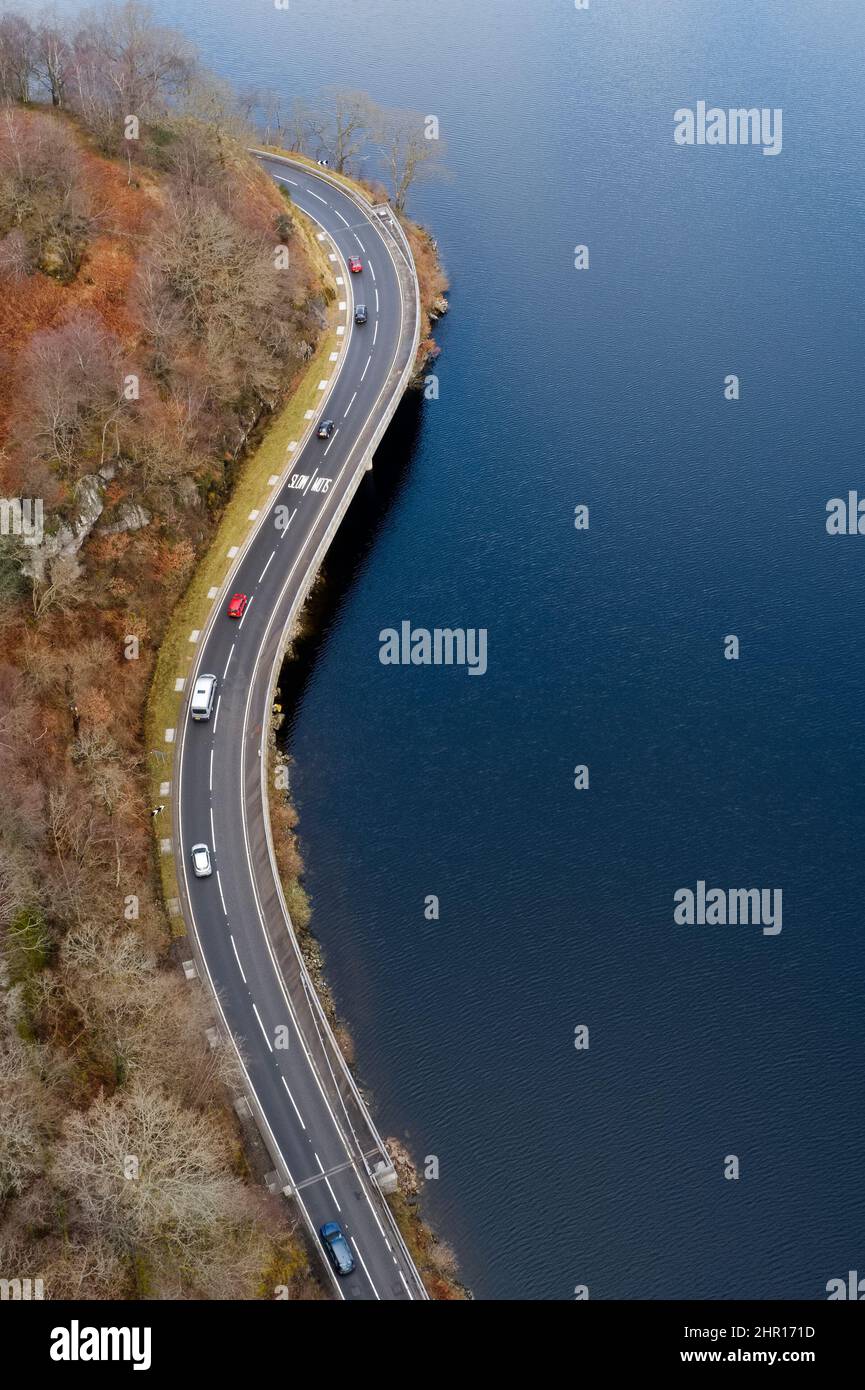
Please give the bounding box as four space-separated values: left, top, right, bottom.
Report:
139 0 865 1298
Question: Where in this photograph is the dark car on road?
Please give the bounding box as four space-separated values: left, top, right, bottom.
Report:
319 1222 355 1277
354 304 368 325
317 419 334 439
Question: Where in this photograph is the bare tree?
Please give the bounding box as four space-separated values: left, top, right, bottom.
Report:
140 189 301 409
14 311 126 478
0 1031 48 1199
284 95 316 154
31 553 83 621
0 13 36 104
34 18 71 108
69 0 197 149
314 88 372 174
376 105 447 215
53 1083 257 1264
236 84 261 126
0 107 93 278
0 226 29 278
180 71 249 148
259 89 284 148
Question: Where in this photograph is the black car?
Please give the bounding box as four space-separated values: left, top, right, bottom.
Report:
354 304 368 325
317 419 334 439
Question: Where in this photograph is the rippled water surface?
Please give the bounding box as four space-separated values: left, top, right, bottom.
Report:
138 0 865 1298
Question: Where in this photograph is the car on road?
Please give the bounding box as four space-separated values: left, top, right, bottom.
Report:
227 592 248 619
189 674 217 722
348 256 362 273
317 419 335 439
319 1222 355 1277
354 304 368 325
190 843 212 878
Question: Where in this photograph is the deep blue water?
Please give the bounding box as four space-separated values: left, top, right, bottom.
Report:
133 0 865 1297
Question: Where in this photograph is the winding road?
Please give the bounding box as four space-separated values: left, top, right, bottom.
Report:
172 155 425 1301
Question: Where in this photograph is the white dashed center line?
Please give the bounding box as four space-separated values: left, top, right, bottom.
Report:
216 869 227 915
361 354 372 382
373 321 378 346
230 934 247 985
303 469 319 496
368 262 376 282
223 643 234 679
323 428 339 456
314 1152 342 1209
354 234 366 252
252 1003 273 1053
306 188 328 204
258 551 275 583
344 391 357 418
335 209 350 226
281 1076 306 1130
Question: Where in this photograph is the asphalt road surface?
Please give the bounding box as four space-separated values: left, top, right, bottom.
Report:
173 157 424 1301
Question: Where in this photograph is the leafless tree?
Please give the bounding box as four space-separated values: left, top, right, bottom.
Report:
284 96 316 154
34 18 71 108
139 189 301 410
69 0 197 148
377 105 447 215
0 226 29 277
312 88 372 174
32 553 84 621
0 106 93 278
15 311 127 478
260 89 285 149
0 13 36 104
53 1083 257 1264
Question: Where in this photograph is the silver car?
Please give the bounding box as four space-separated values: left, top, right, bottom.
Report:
190 843 212 878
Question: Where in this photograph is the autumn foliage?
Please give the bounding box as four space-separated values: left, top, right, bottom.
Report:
0 6 326 1299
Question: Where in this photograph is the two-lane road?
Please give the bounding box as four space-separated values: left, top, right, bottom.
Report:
173 158 424 1301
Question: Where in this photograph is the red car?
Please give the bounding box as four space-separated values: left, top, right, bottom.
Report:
227 593 248 619
348 256 362 273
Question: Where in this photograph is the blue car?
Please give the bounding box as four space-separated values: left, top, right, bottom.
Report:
319 1221 355 1277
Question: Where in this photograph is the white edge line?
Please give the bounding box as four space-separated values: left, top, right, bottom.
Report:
230 933 248 985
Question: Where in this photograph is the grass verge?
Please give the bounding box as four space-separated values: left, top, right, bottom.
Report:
144 207 339 928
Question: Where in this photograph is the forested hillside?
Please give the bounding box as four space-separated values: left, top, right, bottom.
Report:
0 2 327 1298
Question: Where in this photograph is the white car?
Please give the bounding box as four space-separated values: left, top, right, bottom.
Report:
190 843 212 878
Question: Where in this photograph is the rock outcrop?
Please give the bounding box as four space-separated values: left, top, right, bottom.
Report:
21 464 150 582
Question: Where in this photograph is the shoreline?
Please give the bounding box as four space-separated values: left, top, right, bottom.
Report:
269 633 469 1300
262 212 464 1296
